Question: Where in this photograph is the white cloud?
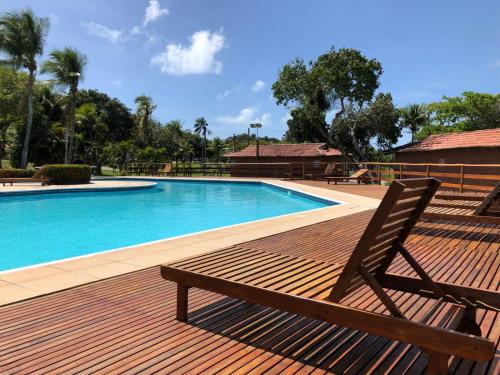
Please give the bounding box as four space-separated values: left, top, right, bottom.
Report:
281 113 292 124
131 25 142 35
143 0 169 26
83 22 125 44
216 86 240 100
490 60 500 69
216 107 271 126
217 107 256 125
251 80 266 92
256 113 272 126
151 30 225 75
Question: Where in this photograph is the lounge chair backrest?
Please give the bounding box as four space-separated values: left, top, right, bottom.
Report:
474 182 500 217
350 168 370 178
324 163 337 176
328 178 441 302
163 163 172 173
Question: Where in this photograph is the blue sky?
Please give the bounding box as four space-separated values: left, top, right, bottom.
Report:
2 0 499 143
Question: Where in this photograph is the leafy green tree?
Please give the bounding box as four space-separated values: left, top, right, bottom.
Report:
283 107 327 143
134 95 156 147
0 8 49 167
41 47 87 163
10 81 66 166
77 89 134 141
209 137 226 161
273 47 383 145
159 120 184 161
427 92 500 130
193 116 211 163
333 93 400 161
400 104 429 142
74 103 109 171
177 139 195 162
102 140 137 171
0 67 26 160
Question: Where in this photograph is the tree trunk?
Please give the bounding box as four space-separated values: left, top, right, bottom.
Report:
63 103 71 164
203 135 207 164
67 99 76 163
20 70 36 168
65 91 77 164
0 123 8 161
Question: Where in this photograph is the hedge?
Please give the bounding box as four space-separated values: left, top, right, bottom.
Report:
0 169 34 178
36 164 91 184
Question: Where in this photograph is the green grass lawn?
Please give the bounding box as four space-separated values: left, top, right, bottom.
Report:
1 160 35 169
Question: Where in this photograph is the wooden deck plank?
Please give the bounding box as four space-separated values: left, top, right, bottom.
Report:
0 210 498 374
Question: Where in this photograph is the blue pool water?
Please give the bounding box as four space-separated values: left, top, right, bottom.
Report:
0 180 335 271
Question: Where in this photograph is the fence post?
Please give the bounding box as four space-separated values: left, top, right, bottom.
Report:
426 164 430 177
302 163 305 179
399 165 403 179
377 164 382 185
460 165 464 193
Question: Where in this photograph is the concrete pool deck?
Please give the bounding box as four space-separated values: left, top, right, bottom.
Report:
0 179 156 193
0 177 380 305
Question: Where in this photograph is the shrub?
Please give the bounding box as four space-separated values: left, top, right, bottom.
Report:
0 168 34 178
36 164 91 184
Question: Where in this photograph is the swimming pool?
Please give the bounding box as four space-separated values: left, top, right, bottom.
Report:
0 180 337 271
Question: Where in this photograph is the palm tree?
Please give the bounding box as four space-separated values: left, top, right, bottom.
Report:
41 47 87 163
193 117 211 163
134 95 156 147
401 104 428 142
0 8 49 167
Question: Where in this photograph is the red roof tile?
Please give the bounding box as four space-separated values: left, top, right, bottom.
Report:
397 128 500 152
224 143 341 158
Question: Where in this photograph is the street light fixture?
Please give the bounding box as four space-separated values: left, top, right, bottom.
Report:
250 123 262 160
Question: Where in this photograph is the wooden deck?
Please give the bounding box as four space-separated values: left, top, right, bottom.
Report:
0 211 498 374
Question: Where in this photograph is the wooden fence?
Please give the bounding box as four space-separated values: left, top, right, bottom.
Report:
125 161 500 192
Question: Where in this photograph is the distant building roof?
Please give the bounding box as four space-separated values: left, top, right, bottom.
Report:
396 128 500 153
224 143 341 158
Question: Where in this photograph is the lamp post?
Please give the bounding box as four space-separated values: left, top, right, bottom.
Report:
250 123 262 161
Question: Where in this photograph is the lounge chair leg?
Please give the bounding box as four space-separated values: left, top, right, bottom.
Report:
426 351 449 375
177 284 189 321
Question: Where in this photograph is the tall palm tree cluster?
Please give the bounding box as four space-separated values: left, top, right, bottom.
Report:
0 8 86 166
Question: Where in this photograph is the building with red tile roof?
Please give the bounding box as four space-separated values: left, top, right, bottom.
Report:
224 143 343 178
397 128 500 153
224 143 341 159
394 129 500 189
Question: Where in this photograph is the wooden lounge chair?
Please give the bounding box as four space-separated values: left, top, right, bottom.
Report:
159 163 173 176
326 168 370 185
161 178 498 374
304 162 339 180
423 182 500 224
0 178 50 186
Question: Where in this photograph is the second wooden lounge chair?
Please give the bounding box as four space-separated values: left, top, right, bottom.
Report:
326 168 370 184
159 163 173 176
161 178 498 374
304 162 339 180
423 181 500 224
